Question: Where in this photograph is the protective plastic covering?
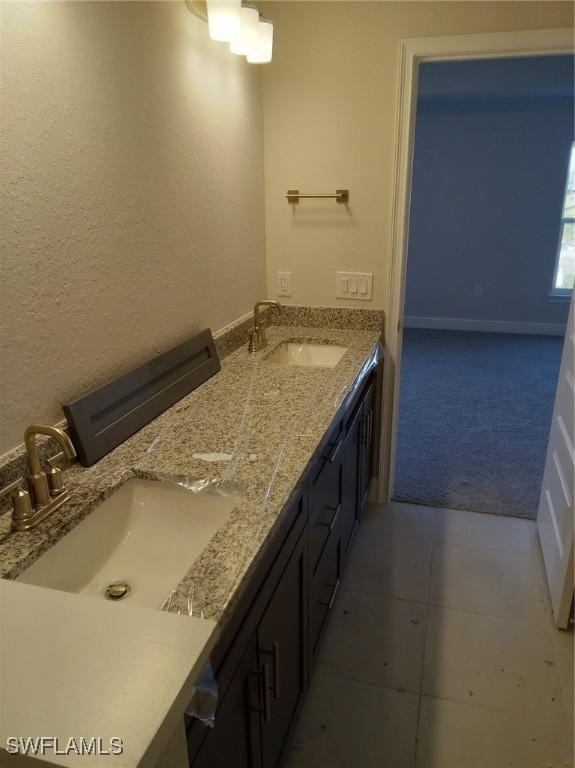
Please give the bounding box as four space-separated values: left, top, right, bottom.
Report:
133 338 382 723
185 662 218 728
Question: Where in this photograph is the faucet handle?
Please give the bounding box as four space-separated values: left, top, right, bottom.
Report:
47 466 66 496
248 328 258 353
12 488 33 527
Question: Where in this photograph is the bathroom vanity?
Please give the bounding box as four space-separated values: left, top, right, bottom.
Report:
0 317 382 768
185 370 377 768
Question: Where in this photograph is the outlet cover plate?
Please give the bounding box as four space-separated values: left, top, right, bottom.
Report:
277 271 292 297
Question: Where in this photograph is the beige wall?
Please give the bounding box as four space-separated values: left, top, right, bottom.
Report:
261 1 574 309
0 1 266 455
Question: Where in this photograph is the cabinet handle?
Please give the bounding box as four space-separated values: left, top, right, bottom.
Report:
321 578 341 611
319 503 341 532
329 436 343 463
272 641 280 700
361 414 369 447
261 641 281 700
367 411 373 447
261 663 272 724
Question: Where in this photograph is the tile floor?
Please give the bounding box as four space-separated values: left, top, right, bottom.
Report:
286 502 574 768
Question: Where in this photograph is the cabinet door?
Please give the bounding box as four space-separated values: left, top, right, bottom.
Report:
309 428 343 574
189 636 261 768
309 525 342 660
258 531 307 768
360 379 375 507
341 407 361 556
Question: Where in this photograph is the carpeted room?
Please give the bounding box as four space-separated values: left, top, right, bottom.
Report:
394 55 573 520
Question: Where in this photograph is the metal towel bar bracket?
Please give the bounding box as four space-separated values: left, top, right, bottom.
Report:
286 189 349 204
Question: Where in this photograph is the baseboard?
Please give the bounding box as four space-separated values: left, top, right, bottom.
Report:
404 316 566 336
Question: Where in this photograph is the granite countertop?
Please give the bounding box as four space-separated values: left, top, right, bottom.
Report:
0 324 382 627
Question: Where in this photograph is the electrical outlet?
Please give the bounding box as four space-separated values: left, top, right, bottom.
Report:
473 282 483 298
277 271 292 297
336 271 373 300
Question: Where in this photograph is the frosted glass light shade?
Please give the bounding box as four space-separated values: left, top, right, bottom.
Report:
246 18 273 63
206 0 240 43
229 4 259 56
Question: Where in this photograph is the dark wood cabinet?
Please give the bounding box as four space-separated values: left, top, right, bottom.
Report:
187 370 378 768
359 378 376 507
308 429 342 574
341 405 362 556
190 638 260 768
258 531 307 767
188 500 307 768
309 520 342 658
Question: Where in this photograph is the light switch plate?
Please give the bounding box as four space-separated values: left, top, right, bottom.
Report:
336 271 373 300
277 272 292 297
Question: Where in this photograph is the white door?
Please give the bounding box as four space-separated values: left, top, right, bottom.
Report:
537 291 575 628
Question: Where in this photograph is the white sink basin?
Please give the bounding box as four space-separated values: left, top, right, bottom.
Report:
18 479 237 609
266 342 348 368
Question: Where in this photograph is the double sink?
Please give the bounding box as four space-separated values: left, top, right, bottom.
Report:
17 340 348 610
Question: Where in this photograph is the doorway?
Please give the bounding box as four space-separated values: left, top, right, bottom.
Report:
392 55 573 519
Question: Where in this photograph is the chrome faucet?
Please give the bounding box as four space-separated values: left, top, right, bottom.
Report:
248 300 282 353
11 424 76 531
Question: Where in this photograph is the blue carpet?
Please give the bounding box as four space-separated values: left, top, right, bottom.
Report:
393 329 563 519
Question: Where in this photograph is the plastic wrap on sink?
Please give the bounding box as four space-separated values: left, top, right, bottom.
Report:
135 338 382 622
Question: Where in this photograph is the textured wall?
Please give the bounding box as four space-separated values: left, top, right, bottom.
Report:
261 1 574 309
405 55 573 327
0 1 266 455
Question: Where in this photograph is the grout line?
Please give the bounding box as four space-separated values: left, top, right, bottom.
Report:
413 538 435 766
316 669 421 696
419 692 570 724
339 585 428 607
425 599 551 626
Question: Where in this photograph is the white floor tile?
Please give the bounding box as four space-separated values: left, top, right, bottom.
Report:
416 696 573 768
366 501 439 540
530 532 575 723
422 606 565 721
549 624 575 726
433 506 534 554
317 590 426 692
430 541 547 622
286 673 418 768
343 532 432 603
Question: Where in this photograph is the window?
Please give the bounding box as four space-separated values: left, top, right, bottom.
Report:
552 144 575 295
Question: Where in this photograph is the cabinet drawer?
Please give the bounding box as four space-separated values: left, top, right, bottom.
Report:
308 458 341 574
310 527 342 658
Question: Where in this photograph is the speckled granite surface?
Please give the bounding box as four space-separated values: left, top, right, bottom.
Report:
278 305 384 331
0 321 382 627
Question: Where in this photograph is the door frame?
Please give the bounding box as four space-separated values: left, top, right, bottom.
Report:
377 27 574 502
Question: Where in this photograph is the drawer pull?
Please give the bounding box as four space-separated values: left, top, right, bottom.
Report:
329 436 344 463
321 578 341 611
261 641 281 700
319 503 341 533
272 641 280 700
262 663 272 724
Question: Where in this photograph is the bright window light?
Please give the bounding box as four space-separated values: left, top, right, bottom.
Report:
553 144 575 294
